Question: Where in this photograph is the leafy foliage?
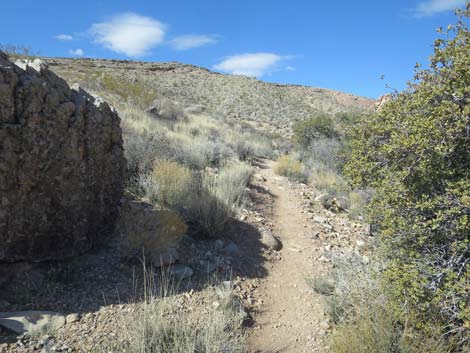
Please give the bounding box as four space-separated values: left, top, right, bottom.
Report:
293 114 337 148
346 6 470 346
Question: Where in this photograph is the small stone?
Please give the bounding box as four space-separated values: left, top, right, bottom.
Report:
356 240 366 248
260 229 282 251
65 313 79 324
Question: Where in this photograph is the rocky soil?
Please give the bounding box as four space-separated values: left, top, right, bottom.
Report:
0 159 371 353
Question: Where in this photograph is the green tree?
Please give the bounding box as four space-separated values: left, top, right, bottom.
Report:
346 5 470 346
293 114 337 148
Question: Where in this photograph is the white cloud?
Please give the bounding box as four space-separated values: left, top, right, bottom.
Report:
55 34 73 41
285 65 295 71
170 34 218 50
414 0 466 17
214 53 292 77
90 12 166 57
69 48 84 56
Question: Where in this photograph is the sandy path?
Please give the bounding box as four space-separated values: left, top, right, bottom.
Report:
248 160 328 353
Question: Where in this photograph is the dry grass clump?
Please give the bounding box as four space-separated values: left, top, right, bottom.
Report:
182 163 253 237
309 169 347 195
134 161 253 238
274 155 307 182
212 163 253 210
151 160 193 208
125 268 246 353
346 190 369 220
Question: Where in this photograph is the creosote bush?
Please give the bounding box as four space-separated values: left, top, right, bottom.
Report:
345 6 470 350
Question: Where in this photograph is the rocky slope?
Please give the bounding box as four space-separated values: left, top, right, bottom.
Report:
0 53 125 262
42 57 374 132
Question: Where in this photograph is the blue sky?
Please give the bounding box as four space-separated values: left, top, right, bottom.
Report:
1 0 467 98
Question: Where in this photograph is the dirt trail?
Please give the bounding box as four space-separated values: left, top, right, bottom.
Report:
249 160 328 353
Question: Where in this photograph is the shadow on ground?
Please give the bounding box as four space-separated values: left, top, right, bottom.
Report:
0 170 276 341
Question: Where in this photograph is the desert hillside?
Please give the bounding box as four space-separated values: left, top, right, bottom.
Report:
44 57 374 131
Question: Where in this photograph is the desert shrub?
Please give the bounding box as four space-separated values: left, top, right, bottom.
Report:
123 128 172 178
184 189 231 237
234 140 255 162
329 306 403 353
345 7 470 347
212 163 253 210
293 114 337 148
310 277 334 296
315 255 459 353
311 254 406 353
274 155 307 182
151 161 193 208
120 105 177 178
183 164 253 237
302 138 343 172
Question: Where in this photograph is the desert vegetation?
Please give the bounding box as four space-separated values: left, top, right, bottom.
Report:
310 7 470 352
120 103 276 238
124 266 247 353
2 4 469 353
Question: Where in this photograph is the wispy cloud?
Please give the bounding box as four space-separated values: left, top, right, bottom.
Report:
170 34 218 50
90 12 166 57
69 48 84 56
55 34 73 41
414 0 466 17
213 53 293 77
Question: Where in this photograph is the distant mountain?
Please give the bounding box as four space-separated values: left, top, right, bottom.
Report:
44 57 375 131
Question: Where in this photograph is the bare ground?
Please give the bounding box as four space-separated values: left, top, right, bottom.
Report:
248 160 329 353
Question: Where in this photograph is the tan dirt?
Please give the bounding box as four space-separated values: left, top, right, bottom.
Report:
248 160 329 353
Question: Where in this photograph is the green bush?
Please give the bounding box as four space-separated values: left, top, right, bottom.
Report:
345 6 470 347
293 114 337 148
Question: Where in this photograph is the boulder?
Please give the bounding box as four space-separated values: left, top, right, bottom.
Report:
0 311 65 335
314 194 348 213
146 97 183 121
0 53 125 262
120 198 187 264
260 229 282 251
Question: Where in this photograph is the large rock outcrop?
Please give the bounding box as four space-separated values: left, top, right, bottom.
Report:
0 52 125 262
